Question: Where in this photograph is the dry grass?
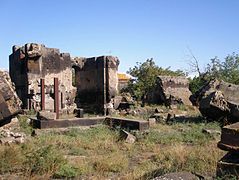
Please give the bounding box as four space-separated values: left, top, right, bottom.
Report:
0 115 225 179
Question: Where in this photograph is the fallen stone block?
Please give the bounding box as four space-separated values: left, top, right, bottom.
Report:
150 113 167 123
0 70 22 124
218 122 239 151
217 152 239 178
146 76 192 106
31 117 106 129
190 79 239 124
120 130 136 144
148 118 156 127
105 117 149 131
74 108 84 118
202 128 221 136
154 108 164 113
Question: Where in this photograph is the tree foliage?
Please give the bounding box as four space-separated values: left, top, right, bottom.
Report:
124 58 185 101
189 53 239 93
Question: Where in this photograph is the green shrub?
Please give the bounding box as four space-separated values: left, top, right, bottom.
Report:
54 164 78 178
23 145 66 176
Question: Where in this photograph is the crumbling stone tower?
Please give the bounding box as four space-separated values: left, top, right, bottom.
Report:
9 43 76 112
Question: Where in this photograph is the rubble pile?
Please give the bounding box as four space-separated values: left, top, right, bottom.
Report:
190 79 239 124
0 117 26 144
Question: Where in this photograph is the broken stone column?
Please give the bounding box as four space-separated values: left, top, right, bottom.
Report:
0 70 22 124
146 76 192 106
217 122 239 177
190 79 239 124
9 43 76 115
73 56 119 114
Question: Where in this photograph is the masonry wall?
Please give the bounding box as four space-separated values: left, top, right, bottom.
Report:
146 76 192 106
9 43 76 112
73 56 119 113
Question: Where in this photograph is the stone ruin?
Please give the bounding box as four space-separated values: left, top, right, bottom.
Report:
73 56 119 114
146 76 192 106
190 79 239 125
9 43 120 117
0 70 22 124
217 122 239 177
9 43 76 117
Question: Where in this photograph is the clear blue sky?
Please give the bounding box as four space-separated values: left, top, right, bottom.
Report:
1 0 239 74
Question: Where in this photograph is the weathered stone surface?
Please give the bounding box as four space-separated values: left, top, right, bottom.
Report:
105 117 149 131
190 79 239 124
74 108 84 118
217 152 239 178
217 122 239 177
113 93 134 110
218 122 239 151
37 110 56 120
202 128 221 136
148 118 156 127
9 43 76 113
73 56 119 114
0 117 26 144
120 130 136 144
146 76 192 106
0 70 22 122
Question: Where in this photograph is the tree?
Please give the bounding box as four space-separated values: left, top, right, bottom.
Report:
189 53 239 93
124 58 185 101
220 53 239 84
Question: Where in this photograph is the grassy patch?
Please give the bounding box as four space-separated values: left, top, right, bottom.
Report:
140 121 220 146
18 115 33 135
0 118 224 179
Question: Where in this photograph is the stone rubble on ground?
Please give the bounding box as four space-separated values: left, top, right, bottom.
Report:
120 130 136 144
0 117 26 145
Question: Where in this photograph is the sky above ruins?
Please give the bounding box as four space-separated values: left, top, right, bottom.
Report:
0 0 239 75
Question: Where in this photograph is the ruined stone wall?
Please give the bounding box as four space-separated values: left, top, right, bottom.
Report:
147 76 192 106
0 70 22 122
9 43 76 112
73 56 119 113
190 79 239 123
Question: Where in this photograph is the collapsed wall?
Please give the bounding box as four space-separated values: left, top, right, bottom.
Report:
9 43 76 112
146 76 192 106
0 70 22 122
190 79 239 124
73 56 119 114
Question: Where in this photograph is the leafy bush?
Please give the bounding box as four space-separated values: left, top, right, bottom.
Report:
124 58 185 101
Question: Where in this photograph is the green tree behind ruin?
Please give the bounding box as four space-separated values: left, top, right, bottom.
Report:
124 58 185 101
189 53 239 93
